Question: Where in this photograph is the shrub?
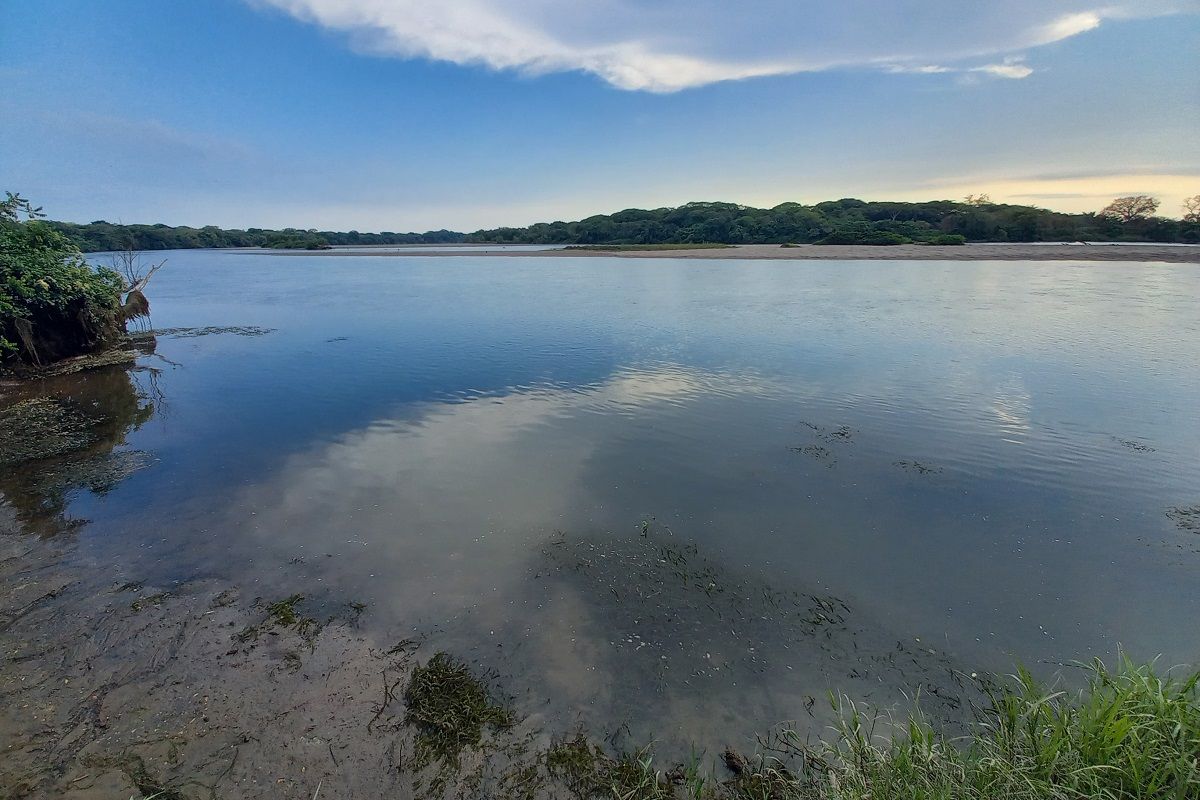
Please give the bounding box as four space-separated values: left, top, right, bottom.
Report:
817 229 910 246
922 233 967 245
1 192 125 366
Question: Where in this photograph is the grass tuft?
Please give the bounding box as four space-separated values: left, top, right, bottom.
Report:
718 655 1200 800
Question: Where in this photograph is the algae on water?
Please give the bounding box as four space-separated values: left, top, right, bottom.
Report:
0 398 99 466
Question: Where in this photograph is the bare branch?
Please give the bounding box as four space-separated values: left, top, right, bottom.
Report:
1099 195 1159 222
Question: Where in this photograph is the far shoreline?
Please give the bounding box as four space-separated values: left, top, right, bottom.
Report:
260 242 1200 263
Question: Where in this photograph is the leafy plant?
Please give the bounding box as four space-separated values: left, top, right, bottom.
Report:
1 191 124 365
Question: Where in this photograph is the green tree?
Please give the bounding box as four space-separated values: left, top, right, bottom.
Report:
1 192 124 366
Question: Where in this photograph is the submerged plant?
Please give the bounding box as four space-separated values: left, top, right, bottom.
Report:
403 652 514 769
234 593 320 642
545 734 674 800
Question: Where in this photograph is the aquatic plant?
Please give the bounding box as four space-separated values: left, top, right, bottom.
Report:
546 735 674 799
403 652 514 769
235 593 321 642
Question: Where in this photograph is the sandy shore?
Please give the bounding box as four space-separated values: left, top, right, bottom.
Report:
268 243 1200 263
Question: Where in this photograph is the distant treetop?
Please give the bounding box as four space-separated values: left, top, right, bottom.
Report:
467 197 1198 246
40 195 1200 251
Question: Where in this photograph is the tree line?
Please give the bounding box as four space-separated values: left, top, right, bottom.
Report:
43 195 1200 251
48 221 466 252
468 195 1200 246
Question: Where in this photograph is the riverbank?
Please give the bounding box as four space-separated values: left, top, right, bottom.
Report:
3 530 1196 800
264 242 1200 262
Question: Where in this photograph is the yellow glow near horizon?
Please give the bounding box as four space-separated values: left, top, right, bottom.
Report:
890 173 1199 218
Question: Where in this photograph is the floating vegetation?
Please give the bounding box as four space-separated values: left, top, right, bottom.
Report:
0 397 99 466
1167 505 1200 533
17 347 141 378
789 421 859 467
1113 436 1156 453
234 593 321 643
894 460 943 475
796 420 856 444
790 444 835 466
827 425 855 442
151 326 275 338
403 652 514 770
546 735 672 799
31 449 154 495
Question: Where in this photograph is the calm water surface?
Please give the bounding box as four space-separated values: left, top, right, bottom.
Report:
8 251 1200 747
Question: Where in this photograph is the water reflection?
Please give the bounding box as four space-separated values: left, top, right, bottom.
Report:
14 253 1200 753
194 364 972 747
0 344 160 536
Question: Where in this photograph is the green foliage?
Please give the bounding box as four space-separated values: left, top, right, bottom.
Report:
258 232 331 250
469 199 1200 246
923 233 967 245
817 227 910 246
531 657 1198 800
42 198 1200 253
1 192 124 364
704 656 1200 800
49 219 466 252
564 243 733 251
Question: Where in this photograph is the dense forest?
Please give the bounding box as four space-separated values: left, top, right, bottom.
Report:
49 221 465 252
468 198 1200 246
45 197 1200 252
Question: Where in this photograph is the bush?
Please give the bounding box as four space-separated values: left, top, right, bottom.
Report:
1 193 125 366
817 229 910 246
922 233 967 245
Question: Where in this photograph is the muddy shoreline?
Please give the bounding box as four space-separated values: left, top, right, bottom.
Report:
261 243 1200 263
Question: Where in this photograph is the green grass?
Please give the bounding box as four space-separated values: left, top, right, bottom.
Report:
535 656 1197 800
713 655 1200 800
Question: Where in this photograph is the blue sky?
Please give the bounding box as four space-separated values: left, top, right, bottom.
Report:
2 0 1198 231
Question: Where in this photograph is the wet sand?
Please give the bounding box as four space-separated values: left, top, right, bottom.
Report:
267 243 1200 263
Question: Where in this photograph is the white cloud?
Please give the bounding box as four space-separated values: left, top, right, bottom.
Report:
1034 11 1103 43
251 0 1198 91
970 58 1034 80
886 64 954 75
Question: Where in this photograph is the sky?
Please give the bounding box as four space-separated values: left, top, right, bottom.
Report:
2 0 1198 232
